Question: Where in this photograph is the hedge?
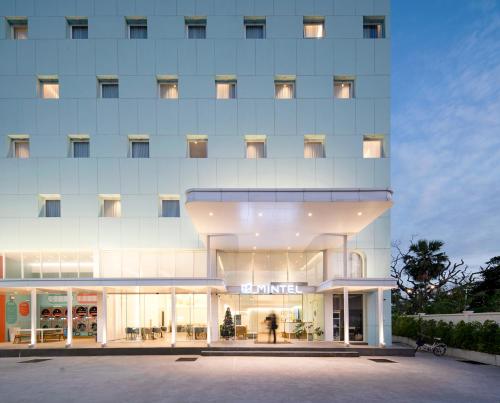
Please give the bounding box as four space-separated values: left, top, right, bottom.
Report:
393 316 500 355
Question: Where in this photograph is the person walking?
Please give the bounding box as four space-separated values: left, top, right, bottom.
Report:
267 312 278 344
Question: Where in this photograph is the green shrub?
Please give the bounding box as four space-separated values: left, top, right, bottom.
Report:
392 316 500 355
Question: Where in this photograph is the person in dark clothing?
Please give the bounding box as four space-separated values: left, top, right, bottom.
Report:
267 312 278 344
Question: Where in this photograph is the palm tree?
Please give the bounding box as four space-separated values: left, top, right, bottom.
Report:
403 239 448 282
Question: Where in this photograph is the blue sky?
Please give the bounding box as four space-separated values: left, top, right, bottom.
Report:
391 0 500 268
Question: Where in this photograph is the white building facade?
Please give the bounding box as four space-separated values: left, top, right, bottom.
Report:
0 0 393 348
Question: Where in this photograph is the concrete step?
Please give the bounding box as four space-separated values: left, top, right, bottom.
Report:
201 350 360 357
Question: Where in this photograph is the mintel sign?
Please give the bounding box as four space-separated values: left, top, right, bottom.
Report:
240 283 304 295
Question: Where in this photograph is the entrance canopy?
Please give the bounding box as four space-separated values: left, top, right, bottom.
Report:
185 188 393 250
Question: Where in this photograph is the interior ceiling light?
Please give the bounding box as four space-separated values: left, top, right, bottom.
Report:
258 212 263 217
307 212 313 217
252 246 257 250
255 232 260 237
208 212 214 216
357 211 363 216
295 232 300 237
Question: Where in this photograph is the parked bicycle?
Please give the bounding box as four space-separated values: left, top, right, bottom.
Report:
415 335 447 356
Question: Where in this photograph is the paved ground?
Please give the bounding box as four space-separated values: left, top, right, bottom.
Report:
0 352 498 403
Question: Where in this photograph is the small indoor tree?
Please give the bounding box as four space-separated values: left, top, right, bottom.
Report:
220 307 235 339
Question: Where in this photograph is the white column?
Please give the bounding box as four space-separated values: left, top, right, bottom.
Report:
377 288 385 347
206 290 211 346
343 287 350 347
29 288 37 347
66 288 73 347
206 235 212 277
101 289 107 347
171 288 176 347
324 293 333 341
210 293 219 342
342 234 348 278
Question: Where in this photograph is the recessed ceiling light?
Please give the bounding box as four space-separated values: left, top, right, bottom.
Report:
255 232 260 237
208 212 214 216
307 212 313 217
252 246 257 250
258 212 263 217
357 211 363 216
295 232 300 237
287 246 291 250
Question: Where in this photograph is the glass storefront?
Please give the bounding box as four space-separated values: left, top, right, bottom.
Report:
218 293 324 342
333 294 364 342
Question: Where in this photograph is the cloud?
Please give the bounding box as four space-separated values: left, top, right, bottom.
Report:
392 12 500 268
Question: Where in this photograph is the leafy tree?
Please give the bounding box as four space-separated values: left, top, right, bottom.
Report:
391 239 475 314
468 256 500 312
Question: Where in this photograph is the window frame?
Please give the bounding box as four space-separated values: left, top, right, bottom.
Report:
100 196 122 218
40 196 61 218
334 78 355 99
69 136 90 158
275 80 296 99
158 79 179 99
245 139 267 159
363 136 385 158
38 78 60 99
128 23 148 39
363 16 386 39
160 197 181 218
185 18 207 39
10 137 30 159
8 18 28 40
215 80 237 99
99 78 119 99
244 17 266 39
187 137 208 158
129 137 150 158
303 17 325 39
304 136 326 159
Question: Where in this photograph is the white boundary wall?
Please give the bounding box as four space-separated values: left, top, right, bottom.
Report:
409 312 500 325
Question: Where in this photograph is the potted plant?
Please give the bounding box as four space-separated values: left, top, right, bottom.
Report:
314 327 324 341
294 321 307 339
305 323 314 341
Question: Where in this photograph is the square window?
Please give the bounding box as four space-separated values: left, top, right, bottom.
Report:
245 18 265 39
71 139 89 158
161 199 180 217
8 19 28 39
363 137 384 158
44 199 61 217
304 17 325 38
12 139 30 159
304 138 325 158
188 138 207 158
99 80 119 98
71 25 88 39
159 81 178 99
39 79 59 99
130 140 149 158
186 18 206 39
216 81 236 99
246 141 266 159
102 199 121 218
363 17 385 39
334 79 355 99
275 81 295 99
129 24 147 39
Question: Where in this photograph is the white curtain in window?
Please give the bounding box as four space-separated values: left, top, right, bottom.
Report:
101 83 119 98
15 141 30 158
304 23 324 38
275 83 294 99
162 200 180 217
246 142 265 158
45 200 61 217
103 200 121 217
14 26 28 39
363 139 382 158
334 82 352 99
160 83 178 99
188 25 206 39
41 83 59 99
129 25 147 39
246 25 264 39
72 26 88 39
73 141 89 158
216 83 235 99
349 253 363 278
131 141 149 158
304 141 324 158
